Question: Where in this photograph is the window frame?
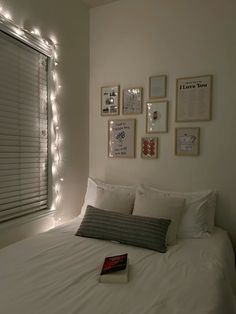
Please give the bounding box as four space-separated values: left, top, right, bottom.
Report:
0 18 54 221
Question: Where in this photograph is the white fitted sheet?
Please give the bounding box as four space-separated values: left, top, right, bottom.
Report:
0 218 235 314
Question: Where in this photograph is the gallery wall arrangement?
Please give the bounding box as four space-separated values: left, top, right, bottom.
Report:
100 74 212 159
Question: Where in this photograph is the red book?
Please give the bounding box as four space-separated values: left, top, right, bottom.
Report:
99 254 129 283
101 253 128 275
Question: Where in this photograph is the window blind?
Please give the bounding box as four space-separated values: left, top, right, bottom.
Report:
0 31 49 222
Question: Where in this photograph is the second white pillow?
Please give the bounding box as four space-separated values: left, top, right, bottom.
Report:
133 186 185 245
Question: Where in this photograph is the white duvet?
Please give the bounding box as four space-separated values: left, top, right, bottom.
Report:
0 218 235 314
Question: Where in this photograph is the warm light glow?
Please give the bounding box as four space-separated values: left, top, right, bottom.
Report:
14 28 24 36
3 11 11 20
31 28 40 36
50 93 56 102
50 35 58 45
53 51 58 60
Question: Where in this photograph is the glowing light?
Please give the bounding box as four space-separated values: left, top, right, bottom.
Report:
50 93 56 102
53 51 58 60
3 11 11 20
60 178 64 182
50 35 58 45
52 71 58 82
52 164 57 175
14 28 24 36
31 28 40 36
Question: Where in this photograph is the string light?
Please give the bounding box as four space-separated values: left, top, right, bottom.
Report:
4 11 11 20
0 6 63 223
31 28 40 36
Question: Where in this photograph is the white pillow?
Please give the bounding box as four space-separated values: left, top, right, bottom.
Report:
80 178 135 217
140 184 217 238
133 186 185 245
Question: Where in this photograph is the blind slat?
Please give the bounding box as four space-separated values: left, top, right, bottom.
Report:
0 182 48 195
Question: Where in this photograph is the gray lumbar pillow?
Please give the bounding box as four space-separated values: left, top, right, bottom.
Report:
76 205 171 253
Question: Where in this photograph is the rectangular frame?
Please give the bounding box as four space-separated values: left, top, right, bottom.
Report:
176 75 212 122
108 119 136 158
175 127 200 156
149 75 167 99
101 85 120 116
146 101 168 133
123 87 143 115
141 137 158 159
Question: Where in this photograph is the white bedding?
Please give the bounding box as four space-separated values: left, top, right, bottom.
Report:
0 218 235 314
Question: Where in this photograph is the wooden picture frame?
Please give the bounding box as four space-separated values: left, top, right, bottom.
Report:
146 101 168 133
175 127 200 156
108 119 136 158
149 75 167 99
141 137 158 159
176 75 212 122
123 87 143 115
101 85 120 116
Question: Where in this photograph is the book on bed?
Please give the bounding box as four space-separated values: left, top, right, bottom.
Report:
99 253 128 283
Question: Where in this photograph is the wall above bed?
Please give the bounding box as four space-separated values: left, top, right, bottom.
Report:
89 0 236 249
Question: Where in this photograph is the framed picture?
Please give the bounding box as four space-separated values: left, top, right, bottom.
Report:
175 127 200 156
141 137 158 159
146 101 168 133
101 85 120 116
149 75 167 99
108 119 136 158
123 87 143 114
176 75 212 121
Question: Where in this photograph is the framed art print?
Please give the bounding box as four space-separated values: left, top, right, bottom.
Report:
101 85 120 116
108 119 136 158
123 87 143 114
176 75 212 121
175 127 200 156
146 101 168 133
141 137 158 159
149 75 167 99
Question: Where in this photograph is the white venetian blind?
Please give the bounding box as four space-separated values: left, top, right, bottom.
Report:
0 30 49 222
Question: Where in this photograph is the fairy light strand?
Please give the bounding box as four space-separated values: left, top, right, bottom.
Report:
0 6 63 217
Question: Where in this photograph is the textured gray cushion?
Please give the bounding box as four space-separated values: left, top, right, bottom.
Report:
76 205 170 253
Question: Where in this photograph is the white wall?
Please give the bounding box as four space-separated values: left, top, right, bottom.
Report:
90 0 236 248
0 0 89 248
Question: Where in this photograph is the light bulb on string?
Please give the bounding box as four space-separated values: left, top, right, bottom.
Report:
31 28 40 36
4 11 11 20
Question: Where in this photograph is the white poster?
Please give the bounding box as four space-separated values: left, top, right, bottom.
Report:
176 75 212 121
108 119 135 158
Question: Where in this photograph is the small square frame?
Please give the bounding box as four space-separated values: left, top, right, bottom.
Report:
141 137 158 159
175 127 200 156
123 87 143 115
101 85 120 116
149 75 167 99
146 101 168 133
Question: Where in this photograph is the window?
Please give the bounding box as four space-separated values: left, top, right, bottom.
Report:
0 30 50 222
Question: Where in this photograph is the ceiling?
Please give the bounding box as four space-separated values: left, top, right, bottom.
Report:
82 0 119 8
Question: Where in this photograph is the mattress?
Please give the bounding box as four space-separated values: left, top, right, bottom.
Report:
0 217 235 314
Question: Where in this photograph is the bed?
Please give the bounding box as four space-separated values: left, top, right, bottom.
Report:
0 179 236 314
